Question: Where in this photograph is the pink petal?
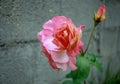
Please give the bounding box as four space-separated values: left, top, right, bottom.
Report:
79 41 84 47
51 50 69 63
43 37 58 51
69 56 76 64
78 25 86 30
67 50 76 57
67 41 84 57
56 63 68 71
52 16 68 28
69 57 77 70
37 32 42 41
48 60 58 70
41 45 51 59
77 25 85 39
69 61 77 70
43 20 54 31
37 29 53 42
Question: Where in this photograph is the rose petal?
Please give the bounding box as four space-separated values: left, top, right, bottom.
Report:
69 57 77 70
52 16 68 28
48 60 58 70
41 45 51 58
38 29 53 42
43 37 58 51
43 20 54 31
77 25 85 39
56 63 68 71
51 50 69 63
69 60 77 70
78 25 86 30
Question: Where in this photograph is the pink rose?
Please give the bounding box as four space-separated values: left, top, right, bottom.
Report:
94 5 106 22
38 16 85 71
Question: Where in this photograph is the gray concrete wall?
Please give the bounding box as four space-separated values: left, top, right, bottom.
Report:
0 0 120 84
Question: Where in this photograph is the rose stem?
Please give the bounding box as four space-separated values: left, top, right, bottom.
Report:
83 24 97 56
84 80 86 84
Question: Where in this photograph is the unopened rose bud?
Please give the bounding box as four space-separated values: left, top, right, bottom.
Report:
94 5 106 24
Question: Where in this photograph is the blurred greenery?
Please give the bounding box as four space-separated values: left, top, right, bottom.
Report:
103 61 120 84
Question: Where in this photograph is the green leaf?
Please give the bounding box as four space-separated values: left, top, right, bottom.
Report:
86 53 102 61
62 80 73 84
66 72 72 78
70 54 90 83
73 79 82 84
90 61 103 72
85 53 103 72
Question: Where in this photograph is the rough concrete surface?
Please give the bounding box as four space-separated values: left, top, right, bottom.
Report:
0 0 120 84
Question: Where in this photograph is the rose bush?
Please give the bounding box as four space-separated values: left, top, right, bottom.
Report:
38 16 85 71
37 5 106 84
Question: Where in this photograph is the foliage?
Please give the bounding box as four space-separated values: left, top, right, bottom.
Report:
63 53 103 84
86 53 103 72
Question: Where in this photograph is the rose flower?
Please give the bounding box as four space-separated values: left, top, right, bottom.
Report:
38 16 85 71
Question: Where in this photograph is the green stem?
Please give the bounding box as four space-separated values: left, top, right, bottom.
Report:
83 23 98 56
